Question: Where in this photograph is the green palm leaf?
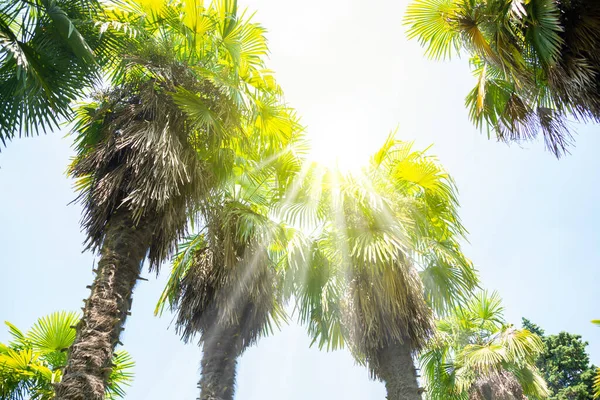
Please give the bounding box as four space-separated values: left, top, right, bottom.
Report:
0 0 127 145
524 0 563 66
106 351 135 400
404 0 460 60
0 312 134 399
27 311 79 355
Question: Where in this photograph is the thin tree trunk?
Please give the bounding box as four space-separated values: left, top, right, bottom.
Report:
377 341 422 400
55 210 153 400
199 325 241 400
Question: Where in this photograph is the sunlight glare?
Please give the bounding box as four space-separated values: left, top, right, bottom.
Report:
306 129 376 173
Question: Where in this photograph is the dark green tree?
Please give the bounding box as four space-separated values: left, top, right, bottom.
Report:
523 318 596 399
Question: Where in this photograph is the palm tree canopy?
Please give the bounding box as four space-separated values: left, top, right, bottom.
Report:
420 291 549 399
405 0 600 157
289 134 477 378
69 0 294 268
0 0 124 145
156 112 306 343
0 311 134 399
159 200 287 347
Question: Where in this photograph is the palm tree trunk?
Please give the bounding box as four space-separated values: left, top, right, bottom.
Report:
377 341 422 400
55 210 153 400
199 324 241 400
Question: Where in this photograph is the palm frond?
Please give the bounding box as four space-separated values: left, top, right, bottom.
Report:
406 0 600 157
0 312 133 399
0 0 129 145
524 0 563 66
404 0 461 60
105 350 135 400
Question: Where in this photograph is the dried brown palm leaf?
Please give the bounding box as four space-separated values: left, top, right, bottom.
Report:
469 370 524 400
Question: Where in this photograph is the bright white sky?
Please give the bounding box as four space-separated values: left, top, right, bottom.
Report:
1 0 600 399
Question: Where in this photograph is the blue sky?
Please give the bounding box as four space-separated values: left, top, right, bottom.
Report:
1 0 599 398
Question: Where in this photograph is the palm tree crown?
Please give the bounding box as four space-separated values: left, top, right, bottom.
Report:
420 291 549 399
69 0 281 266
405 0 600 157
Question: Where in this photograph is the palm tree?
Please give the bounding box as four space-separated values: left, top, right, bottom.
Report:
404 0 600 157
0 311 133 399
0 0 122 145
56 1 285 398
292 135 477 400
158 206 285 400
420 291 549 400
156 118 305 399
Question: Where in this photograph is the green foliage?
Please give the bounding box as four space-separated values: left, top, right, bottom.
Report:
421 293 548 399
522 318 597 399
157 120 305 345
289 134 476 379
68 0 296 268
155 77 305 398
0 312 134 399
0 0 124 145
405 0 600 157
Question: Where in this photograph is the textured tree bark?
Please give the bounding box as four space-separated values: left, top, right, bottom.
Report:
55 210 153 400
199 325 241 400
377 341 422 400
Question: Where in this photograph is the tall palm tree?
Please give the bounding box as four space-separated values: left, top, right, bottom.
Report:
292 135 477 400
156 116 305 399
405 0 600 157
159 206 286 400
0 311 133 399
56 1 284 398
0 0 122 145
420 291 549 400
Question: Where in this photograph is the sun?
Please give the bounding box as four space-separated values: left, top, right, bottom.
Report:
305 129 376 173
